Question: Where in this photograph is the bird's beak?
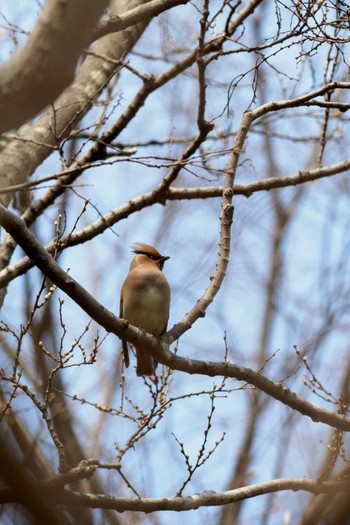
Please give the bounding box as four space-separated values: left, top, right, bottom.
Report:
158 255 170 270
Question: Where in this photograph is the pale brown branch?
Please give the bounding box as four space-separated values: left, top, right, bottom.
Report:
2 477 348 511
251 81 350 120
169 157 350 198
94 0 191 40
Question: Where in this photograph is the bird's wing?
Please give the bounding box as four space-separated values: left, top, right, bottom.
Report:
160 319 168 336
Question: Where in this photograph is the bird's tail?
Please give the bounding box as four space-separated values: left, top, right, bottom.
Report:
122 340 130 368
136 348 155 376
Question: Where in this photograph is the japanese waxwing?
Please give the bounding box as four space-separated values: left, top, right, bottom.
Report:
120 242 170 376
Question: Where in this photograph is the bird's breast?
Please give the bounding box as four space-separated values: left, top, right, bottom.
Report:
122 270 170 335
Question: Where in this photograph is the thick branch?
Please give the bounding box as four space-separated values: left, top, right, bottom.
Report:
0 0 153 206
95 0 190 39
0 0 109 134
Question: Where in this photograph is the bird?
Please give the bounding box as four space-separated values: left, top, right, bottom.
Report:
120 242 171 376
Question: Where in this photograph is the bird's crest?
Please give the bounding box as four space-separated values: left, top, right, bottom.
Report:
131 242 163 259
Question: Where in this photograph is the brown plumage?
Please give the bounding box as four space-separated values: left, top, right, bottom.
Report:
120 243 170 376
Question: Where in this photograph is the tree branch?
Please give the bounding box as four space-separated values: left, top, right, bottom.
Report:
0 0 109 134
1 475 349 512
57 478 350 512
94 0 191 40
0 203 349 431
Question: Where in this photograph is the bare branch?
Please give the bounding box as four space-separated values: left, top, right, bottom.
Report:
94 0 191 40
2 476 349 512
0 0 109 134
0 203 349 431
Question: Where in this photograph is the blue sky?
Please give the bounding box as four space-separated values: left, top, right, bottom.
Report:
1 2 350 524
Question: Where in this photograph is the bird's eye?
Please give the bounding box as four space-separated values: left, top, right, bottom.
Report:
147 254 157 260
